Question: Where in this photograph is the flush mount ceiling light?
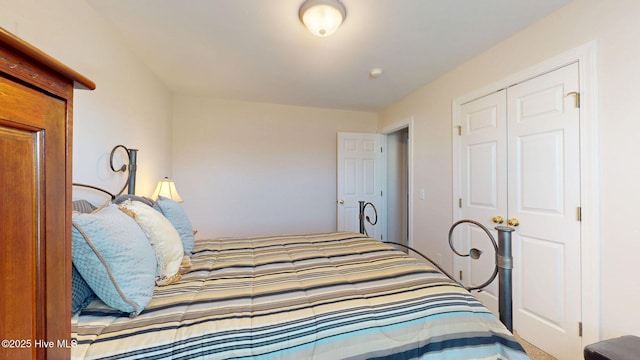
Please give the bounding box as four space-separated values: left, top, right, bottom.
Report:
299 0 347 37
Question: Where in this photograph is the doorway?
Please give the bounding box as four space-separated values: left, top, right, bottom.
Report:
336 119 414 244
386 127 409 246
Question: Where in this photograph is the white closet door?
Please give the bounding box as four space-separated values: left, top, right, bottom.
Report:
508 62 582 359
456 62 582 359
458 90 507 317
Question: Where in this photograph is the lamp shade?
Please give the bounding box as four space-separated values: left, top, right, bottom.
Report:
299 0 346 37
151 177 183 202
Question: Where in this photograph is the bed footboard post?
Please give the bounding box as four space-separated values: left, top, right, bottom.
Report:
496 226 515 332
358 201 365 234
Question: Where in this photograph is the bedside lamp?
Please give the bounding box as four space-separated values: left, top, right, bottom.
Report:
151 177 183 202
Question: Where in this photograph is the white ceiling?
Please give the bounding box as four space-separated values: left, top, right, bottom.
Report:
86 0 570 112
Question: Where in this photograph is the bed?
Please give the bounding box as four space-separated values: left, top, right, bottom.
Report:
71 230 527 358
70 148 528 359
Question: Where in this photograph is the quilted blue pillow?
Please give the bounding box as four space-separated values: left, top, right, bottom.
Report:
72 204 157 316
71 264 96 314
154 196 195 255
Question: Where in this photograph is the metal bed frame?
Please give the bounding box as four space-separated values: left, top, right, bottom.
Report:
73 145 138 199
358 200 515 332
71 148 515 331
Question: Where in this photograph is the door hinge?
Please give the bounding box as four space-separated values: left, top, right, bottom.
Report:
577 207 582 221
459 270 463 280
578 322 583 337
380 146 383 153
457 125 462 136
458 198 462 208
380 191 383 196
567 91 580 108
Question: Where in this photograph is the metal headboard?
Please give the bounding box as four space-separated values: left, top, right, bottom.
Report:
72 183 115 200
73 145 138 198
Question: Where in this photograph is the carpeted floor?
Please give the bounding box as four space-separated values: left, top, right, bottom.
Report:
514 332 557 360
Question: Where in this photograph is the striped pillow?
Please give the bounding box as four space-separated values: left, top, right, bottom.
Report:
72 199 96 213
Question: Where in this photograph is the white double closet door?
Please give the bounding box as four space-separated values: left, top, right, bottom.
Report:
455 63 581 359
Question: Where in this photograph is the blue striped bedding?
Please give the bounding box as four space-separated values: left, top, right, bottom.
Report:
71 232 529 359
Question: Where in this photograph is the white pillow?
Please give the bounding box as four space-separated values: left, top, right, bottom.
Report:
120 200 184 285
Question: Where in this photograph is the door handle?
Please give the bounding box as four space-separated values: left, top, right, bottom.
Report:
492 216 504 224
507 218 520 227
338 199 344 205
566 91 580 108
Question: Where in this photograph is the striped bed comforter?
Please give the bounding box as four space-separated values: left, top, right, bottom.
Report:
72 232 528 359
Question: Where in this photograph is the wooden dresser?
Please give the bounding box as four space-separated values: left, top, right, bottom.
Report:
0 28 94 359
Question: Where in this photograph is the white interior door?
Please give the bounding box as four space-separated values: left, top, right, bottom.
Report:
455 63 582 359
337 132 383 240
508 63 582 359
457 90 508 317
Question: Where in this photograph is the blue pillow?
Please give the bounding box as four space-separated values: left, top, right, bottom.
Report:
154 196 195 255
71 264 96 315
72 204 157 316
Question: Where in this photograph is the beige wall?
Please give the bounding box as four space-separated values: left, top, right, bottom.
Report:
172 96 377 238
1 0 173 200
379 0 640 340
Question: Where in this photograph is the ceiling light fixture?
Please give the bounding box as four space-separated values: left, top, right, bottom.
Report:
299 0 347 37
